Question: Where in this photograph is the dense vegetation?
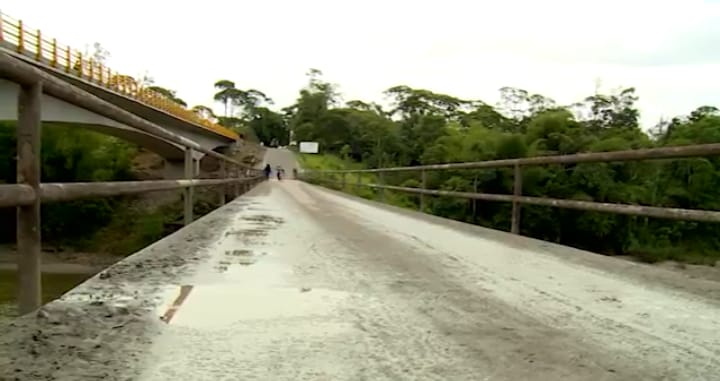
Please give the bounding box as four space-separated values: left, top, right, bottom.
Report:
2 66 718 265
279 70 720 264
0 122 219 255
0 122 137 245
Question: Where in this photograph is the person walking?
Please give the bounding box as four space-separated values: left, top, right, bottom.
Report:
263 164 272 179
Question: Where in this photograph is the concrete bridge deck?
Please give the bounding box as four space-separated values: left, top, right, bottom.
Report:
1 150 719 380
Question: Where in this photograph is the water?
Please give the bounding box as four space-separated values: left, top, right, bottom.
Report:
0 269 92 319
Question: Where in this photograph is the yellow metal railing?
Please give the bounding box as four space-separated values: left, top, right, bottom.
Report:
0 12 239 141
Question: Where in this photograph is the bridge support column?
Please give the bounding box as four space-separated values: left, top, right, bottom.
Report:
17 81 42 314
183 148 194 225
511 164 522 234
420 170 426 212
162 160 184 179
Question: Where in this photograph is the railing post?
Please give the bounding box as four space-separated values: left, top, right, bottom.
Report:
234 165 240 197
511 163 522 234
472 176 478 223
355 172 361 192
64 47 71 72
183 148 193 225
341 172 347 191
76 52 83 77
88 59 94 82
35 29 41 60
51 38 57 67
420 170 426 212
17 81 42 314
17 20 24 53
219 160 226 205
378 171 385 202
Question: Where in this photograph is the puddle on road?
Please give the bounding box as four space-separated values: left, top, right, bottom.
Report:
156 285 350 329
213 211 287 273
174 206 325 326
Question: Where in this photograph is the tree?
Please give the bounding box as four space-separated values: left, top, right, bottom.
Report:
147 85 187 107
233 89 274 118
192 105 215 120
88 42 110 64
384 85 468 119
135 71 154 88
276 72 720 264
581 87 640 132
248 107 288 146
214 80 237 117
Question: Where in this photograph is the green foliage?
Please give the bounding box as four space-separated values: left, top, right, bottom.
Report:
285 74 720 264
0 122 136 244
147 85 187 107
212 80 286 146
85 201 174 255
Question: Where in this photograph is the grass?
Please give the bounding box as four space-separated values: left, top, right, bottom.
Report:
82 203 175 256
299 153 377 199
628 244 719 266
82 189 223 257
298 153 421 209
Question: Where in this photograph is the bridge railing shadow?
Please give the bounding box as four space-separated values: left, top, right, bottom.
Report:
301 144 720 235
0 49 264 315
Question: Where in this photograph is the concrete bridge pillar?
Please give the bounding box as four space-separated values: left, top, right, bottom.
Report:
163 159 200 179
163 160 185 180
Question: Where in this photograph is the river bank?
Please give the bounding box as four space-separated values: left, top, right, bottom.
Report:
0 246 120 320
0 245 123 270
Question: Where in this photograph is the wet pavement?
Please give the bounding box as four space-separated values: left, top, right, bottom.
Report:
2 149 720 380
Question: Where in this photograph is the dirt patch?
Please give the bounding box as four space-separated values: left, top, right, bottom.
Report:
241 215 285 225
222 249 267 267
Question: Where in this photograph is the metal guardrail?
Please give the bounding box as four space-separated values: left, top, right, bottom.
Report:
1 51 263 315
0 11 239 140
304 144 720 233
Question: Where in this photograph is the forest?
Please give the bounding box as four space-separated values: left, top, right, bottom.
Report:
245 69 720 264
1 68 718 264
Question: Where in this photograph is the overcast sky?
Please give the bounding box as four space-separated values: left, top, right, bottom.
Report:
3 0 719 129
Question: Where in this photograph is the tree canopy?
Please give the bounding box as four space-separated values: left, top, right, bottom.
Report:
274 70 720 264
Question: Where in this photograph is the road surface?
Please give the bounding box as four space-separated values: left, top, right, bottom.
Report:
2 148 719 380
134 149 720 380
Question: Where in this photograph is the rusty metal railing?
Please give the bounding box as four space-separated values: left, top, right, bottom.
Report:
303 144 720 234
0 51 263 315
0 11 239 140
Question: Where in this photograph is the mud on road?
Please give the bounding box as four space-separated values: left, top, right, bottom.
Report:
0 200 258 381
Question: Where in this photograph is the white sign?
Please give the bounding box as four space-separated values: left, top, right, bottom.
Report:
299 141 319 154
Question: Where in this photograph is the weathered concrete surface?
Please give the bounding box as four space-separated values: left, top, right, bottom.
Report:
0 196 256 380
0 79 228 161
2 149 720 380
